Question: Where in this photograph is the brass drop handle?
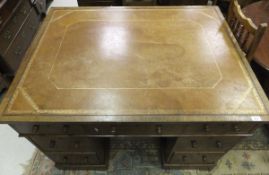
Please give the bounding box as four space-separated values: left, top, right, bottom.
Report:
3 30 12 40
63 125 69 133
63 156 68 163
14 47 22 55
233 125 240 132
204 124 209 132
94 127 99 133
74 142 80 149
182 155 187 162
156 126 162 134
84 156 89 163
216 141 222 148
191 140 197 148
49 140 56 148
30 25 36 30
12 16 17 23
32 125 39 134
111 126 116 134
202 155 207 163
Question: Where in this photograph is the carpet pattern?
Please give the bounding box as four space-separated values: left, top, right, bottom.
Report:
22 127 269 175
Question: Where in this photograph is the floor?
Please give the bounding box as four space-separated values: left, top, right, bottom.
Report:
0 2 78 175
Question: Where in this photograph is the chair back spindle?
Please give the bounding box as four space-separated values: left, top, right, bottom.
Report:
227 0 267 61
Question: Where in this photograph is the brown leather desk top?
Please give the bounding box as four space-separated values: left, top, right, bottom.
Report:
0 7 269 122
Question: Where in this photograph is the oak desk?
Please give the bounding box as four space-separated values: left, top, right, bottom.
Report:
0 6 269 170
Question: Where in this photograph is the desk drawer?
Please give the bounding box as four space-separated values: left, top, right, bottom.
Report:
47 153 103 164
28 136 106 153
123 0 156 5
168 153 222 164
11 123 258 136
3 9 40 72
0 0 31 54
165 136 243 153
77 0 116 6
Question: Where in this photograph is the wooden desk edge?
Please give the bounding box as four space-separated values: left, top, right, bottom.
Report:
1 6 269 123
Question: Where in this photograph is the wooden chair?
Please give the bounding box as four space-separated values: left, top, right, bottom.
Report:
227 0 267 61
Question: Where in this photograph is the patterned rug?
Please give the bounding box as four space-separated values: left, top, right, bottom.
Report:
22 127 269 175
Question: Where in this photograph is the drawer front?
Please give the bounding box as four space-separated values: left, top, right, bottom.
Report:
169 153 222 164
3 9 40 72
47 153 103 165
167 137 243 152
0 1 20 30
29 136 106 154
0 0 32 53
11 123 258 136
123 0 156 5
78 0 114 6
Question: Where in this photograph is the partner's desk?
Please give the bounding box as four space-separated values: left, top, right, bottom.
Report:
0 6 269 170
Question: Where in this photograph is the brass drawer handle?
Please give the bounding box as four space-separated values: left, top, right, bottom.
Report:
20 7 27 15
12 16 18 24
191 140 197 148
84 156 89 163
94 127 99 133
63 156 68 163
63 125 69 133
182 155 187 162
49 140 56 148
156 126 162 134
233 125 240 132
111 126 116 134
204 124 210 132
14 47 22 55
216 141 222 148
3 30 12 40
74 142 80 149
32 125 39 134
30 25 36 30
202 155 207 163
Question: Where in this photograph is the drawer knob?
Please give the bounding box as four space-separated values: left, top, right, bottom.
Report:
204 124 210 132
233 125 240 132
182 155 187 162
111 126 116 134
156 126 162 134
202 155 207 162
191 140 197 148
32 125 39 133
74 142 80 149
63 125 69 133
216 141 222 148
49 140 56 148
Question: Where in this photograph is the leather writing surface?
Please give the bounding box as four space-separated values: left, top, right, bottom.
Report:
2 7 269 120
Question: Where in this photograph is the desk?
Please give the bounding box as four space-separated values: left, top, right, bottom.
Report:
0 6 269 170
